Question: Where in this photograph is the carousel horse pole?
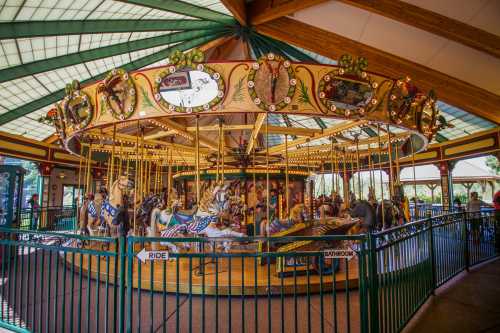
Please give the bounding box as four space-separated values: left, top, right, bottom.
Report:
387 124 395 199
76 142 84 232
377 124 386 228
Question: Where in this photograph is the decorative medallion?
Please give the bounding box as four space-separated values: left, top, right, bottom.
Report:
388 77 439 136
247 53 296 112
318 54 374 117
154 49 225 113
62 80 93 129
101 69 136 120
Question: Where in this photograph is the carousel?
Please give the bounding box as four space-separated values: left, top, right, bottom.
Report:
46 48 443 294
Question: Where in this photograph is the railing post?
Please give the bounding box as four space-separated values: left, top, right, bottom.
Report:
367 232 379 333
428 217 437 293
118 236 126 333
464 212 470 271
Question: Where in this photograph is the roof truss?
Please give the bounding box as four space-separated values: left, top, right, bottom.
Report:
0 20 223 39
0 29 228 84
0 32 229 125
337 0 500 60
255 17 500 124
118 0 235 24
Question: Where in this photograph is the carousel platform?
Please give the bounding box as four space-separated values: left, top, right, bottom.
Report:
64 242 360 296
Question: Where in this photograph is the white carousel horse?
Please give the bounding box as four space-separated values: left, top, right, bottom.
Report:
101 175 133 237
151 184 244 252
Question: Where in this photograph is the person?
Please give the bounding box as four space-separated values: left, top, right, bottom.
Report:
28 193 40 230
493 190 500 252
466 192 492 243
454 197 464 212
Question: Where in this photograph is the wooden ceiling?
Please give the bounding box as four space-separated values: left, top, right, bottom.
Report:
225 0 500 125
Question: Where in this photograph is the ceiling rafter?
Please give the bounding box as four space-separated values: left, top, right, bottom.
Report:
0 28 229 84
220 0 247 26
337 0 500 60
255 17 500 124
248 0 329 25
118 0 235 24
246 113 267 154
0 32 230 126
268 120 367 155
0 20 224 39
149 118 223 151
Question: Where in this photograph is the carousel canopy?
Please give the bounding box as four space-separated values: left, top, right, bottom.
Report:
0 0 497 143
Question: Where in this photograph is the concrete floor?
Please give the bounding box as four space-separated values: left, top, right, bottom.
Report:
404 257 500 333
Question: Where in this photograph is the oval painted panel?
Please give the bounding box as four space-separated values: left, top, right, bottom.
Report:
159 70 219 108
322 78 373 110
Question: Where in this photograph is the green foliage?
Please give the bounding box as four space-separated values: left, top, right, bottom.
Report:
141 86 155 109
486 156 499 175
297 79 311 105
231 76 245 103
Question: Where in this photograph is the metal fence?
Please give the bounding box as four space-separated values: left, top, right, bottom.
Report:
18 206 77 231
0 211 497 333
368 211 498 333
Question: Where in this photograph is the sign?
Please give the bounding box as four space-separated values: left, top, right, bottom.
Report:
137 248 169 263
323 248 356 260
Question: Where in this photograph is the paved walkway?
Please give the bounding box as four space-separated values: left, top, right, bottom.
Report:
404 257 500 333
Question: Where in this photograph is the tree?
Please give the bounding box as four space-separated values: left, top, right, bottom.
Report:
486 156 500 175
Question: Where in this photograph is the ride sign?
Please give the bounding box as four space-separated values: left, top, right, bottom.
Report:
323 248 356 260
137 248 169 263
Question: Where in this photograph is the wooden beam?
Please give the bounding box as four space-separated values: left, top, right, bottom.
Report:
43 133 59 144
338 0 500 60
151 118 222 151
221 0 247 26
207 37 241 60
255 17 500 124
249 0 328 25
246 113 267 154
268 120 366 154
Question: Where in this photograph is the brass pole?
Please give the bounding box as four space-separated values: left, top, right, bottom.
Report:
387 125 395 199
343 148 348 207
110 124 117 187
217 120 221 182
253 148 257 236
85 143 93 194
133 120 139 232
221 119 225 184
410 136 419 219
195 115 201 204
356 136 362 199
118 142 123 178
265 113 270 252
76 142 84 231
331 137 335 196
377 124 385 227
285 134 290 217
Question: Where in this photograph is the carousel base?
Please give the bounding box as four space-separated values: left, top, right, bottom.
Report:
63 242 359 295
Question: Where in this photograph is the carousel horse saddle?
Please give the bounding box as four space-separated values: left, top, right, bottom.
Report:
101 201 120 225
173 212 194 224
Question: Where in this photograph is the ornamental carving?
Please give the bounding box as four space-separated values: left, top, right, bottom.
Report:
247 53 296 112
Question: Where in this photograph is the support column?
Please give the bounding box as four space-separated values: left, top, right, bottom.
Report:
438 161 455 211
37 162 54 229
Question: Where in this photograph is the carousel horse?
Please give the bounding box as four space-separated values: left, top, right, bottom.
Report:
376 200 398 230
152 183 244 252
261 203 305 236
87 191 105 235
101 175 133 237
349 200 377 232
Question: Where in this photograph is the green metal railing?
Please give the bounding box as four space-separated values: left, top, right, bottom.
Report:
0 211 497 332
18 206 77 231
367 211 498 333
